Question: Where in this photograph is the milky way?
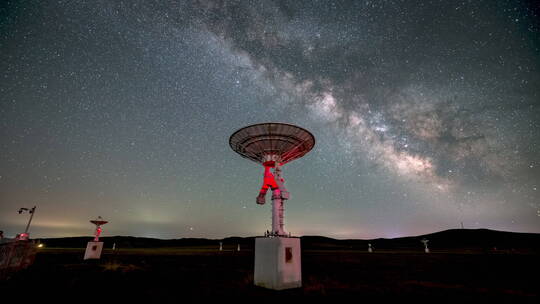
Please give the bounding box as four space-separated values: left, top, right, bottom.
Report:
1 1 539 238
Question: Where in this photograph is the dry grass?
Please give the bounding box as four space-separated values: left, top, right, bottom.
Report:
1 248 538 300
101 261 143 272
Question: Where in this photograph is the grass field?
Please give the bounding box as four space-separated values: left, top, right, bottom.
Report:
1 246 539 301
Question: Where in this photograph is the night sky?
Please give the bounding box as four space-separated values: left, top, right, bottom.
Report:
1 1 539 239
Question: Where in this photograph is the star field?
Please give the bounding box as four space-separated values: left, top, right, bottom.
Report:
1 0 539 239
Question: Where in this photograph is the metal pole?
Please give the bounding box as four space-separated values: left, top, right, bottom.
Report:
271 191 280 235
271 164 288 236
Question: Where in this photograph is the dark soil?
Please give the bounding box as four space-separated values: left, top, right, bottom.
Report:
1 248 538 302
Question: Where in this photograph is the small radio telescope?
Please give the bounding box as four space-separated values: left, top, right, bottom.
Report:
90 216 108 242
230 122 315 290
84 216 108 260
229 122 315 236
421 238 430 253
16 206 36 241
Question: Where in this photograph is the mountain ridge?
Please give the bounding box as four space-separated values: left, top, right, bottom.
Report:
34 228 540 251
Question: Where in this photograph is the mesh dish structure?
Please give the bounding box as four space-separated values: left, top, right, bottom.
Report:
229 123 315 165
90 220 108 226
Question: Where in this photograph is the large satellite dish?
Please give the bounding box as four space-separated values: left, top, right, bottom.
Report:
230 122 315 290
229 122 315 167
229 122 315 236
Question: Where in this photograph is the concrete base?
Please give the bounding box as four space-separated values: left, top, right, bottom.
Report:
84 241 103 260
254 237 301 290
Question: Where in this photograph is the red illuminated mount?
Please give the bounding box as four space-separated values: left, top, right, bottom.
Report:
16 233 29 241
257 163 290 204
262 161 279 167
257 166 279 205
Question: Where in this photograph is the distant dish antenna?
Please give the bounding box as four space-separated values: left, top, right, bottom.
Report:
421 238 430 253
84 216 108 260
16 206 36 240
230 122 315 290
368 243 373 253
90 216 108 242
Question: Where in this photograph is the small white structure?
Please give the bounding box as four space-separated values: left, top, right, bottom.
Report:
254 237 301 290
368 243 373 253
421 238 430 253
84 241 104 259
237 244 241 251
84 216 108 260
219 241 223 251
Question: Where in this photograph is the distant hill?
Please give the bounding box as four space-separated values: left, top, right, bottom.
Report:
302 229 540 251
37 236 254 249
36 229 540 252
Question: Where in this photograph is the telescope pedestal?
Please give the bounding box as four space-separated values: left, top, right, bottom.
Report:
254 236 301 290
84 241 104 260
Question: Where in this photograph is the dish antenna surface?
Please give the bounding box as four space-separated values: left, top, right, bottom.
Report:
230 122 315 236
230 122 315 290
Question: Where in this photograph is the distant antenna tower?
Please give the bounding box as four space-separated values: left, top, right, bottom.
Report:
16 206 36 240
421 238 430 253
230 122 315 290
219 241 223 251
368 243 373 253
84 216 108 260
